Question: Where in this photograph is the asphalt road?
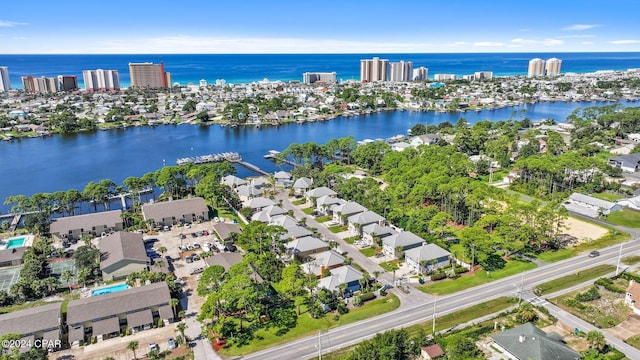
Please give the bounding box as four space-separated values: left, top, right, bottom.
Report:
240 239 640 360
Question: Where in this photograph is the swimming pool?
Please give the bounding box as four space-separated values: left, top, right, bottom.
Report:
0 235 33 250
91 283 129 296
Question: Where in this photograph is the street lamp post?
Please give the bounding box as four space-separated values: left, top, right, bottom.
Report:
616 242 624 276
432 296 437 335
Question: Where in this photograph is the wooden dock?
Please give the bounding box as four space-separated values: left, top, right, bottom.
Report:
235 161 269 176
176 152 241 165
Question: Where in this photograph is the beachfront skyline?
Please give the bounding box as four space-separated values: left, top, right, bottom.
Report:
1 0 640 54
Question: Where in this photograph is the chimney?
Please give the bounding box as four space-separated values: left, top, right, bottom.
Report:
519 334 526 343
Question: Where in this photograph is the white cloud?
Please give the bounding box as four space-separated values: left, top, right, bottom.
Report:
511 38 564 46
473 41 504 47
562 24 602 31
610 39 640 44
581 41 594 45
0 20 28 27
558 34 595 39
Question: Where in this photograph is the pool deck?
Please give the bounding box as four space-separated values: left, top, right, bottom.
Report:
0 234 34 250
87 283 130 297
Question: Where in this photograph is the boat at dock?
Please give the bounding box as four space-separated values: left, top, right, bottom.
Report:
263 150 280 159
176 152 241 165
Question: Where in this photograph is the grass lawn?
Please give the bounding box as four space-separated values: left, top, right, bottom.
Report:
626 334 640 350
418 260 537 295
591 192 624 201
328 225 347 233
215 207 240 224
379 261 400 272
537 228 630 263
302 207 314 215
623 255 640 266
219 294 400 356
315 215 332 223
343 236 359 244
552 285 630 328
607 209 640 228
535 264 616 295
292 198 306 206
360 247 378 257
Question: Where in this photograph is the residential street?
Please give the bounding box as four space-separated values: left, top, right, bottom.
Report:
240 239 640 359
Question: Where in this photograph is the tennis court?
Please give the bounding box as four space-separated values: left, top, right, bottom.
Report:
0 266 22 292
46 259 78 288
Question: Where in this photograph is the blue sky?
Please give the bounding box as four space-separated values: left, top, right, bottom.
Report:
2 0 640 54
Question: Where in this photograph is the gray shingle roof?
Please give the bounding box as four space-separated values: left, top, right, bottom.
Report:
212 223 242 241
492 322 581 360
142 197 208 222
99 231 148 271
348 210 384 226
0 302 61 337
67 282 171 325
50 210 122 235
293 177 313 189
287 237 328 253
317 265 363 292
383 231 425 249
306 186 337 198
336 201 367 216
243 197 276 209
405 243 450 263
568 192 617 210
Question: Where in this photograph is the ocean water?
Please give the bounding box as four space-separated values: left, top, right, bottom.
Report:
1 52 640 89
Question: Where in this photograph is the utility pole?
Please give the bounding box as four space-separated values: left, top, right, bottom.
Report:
518 272 524 305
616 242 624 276
471 243 476 273
432 297 437 335
318 331 321 360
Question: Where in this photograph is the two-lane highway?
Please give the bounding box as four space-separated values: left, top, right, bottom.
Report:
241 239 640 359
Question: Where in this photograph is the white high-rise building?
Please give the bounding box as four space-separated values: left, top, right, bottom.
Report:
545 58 562 77
82 69 120 91
474 71 493 81
302 72 337 84
0 66 10 92
412 67 429 81
433 74 456 82
360 57 388 82
528 58 545 77
389 61 413 82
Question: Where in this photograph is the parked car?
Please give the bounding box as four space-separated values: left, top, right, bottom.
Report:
214 240 224 250
192 242 201 249
225 243 237 252
203 245 211 253
168 337 177 350
180 233 187 240
203 230 209 236
163 225 170 231
189 267 204 275
184 223 191 229
186 244 194 251
191 253 200 261
190 232 197 238
196 231 204 237
149 343 159 352
185 256 193 263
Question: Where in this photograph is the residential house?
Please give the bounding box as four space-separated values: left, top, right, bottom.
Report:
420 344 445 359
625 280 640 315
141 197 209 227
50 210 124 242
615 196 640 211
361 224 397 246
0 302 62 352
405 243 451 274
382 231 425 259
333 201 368 225
305 186 337 204
609 153 640 172
203 252 264 283
236 184 264 201
563 192 623 218
67 282 174 346
251 205 288 223
317 265 363 294
280 225 314 242
274 171 293 187
0 247 27 268
286 237 330 260
410 134 440 147
242 197 276 212
99 232 149 281
316 196 345 216
292 177 314 195
212 223 242 242
249 176 269 188
301 250 346 278
221 175 248 188
490 322 581 360
347 210 385 235
391 142 411 152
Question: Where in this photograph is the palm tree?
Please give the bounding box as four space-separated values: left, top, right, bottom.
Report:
77 267 90 288
586 330 606 352
157 246 167 256
126 340 139 359
154 259 164 271
176 322 188 343
61 270 74 291
169 298 180 319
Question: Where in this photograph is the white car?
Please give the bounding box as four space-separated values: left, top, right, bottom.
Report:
192 242 201 249
203 245 211 253
184 223 191 229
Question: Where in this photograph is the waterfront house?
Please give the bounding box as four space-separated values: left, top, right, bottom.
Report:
563 192 623 218
66 282 174 346
235 184 264 201
50 210 124 242
301 250 346 278
212 222 242 242
410 134 441 147
490 322 580 360
305 186 337 204
608 153 640 172
0 302 62 353
221 175 248 188
317 265 363 294
274 171 293 187
332 201 368 225
292 177 314 195
391 142 411 152
405 243 451 274
142 197 209 227
382 231 425 259
99 232 149 281
347 210 385 235
286 237 330 260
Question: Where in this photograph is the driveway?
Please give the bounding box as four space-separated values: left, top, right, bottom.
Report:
607 313 640 340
